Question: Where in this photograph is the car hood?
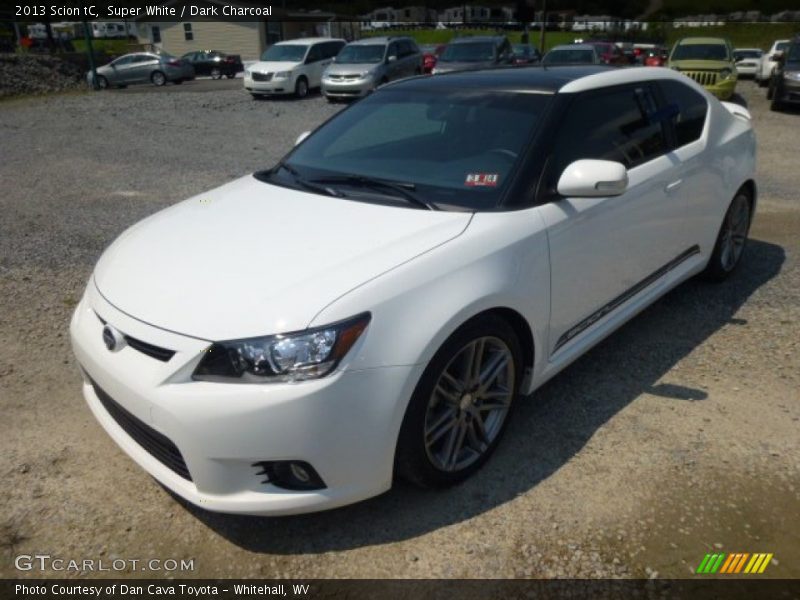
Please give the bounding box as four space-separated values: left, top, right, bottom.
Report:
249 60 302 73
670 59 733 70
93 175 472 341
435 60 494 73
325 62 382 75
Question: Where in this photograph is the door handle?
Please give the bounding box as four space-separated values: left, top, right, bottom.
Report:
665 179 683 193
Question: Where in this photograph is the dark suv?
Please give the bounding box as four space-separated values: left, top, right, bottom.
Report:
768 37 800 111
432 36 512 74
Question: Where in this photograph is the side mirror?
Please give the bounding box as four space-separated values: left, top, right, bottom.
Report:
772 51 783 62
557 159 628 197
295 131 311 146
387 54 397 62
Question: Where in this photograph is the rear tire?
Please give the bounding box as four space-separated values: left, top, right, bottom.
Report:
226 73 235 79
701 190 752 282
395 314 522 488
151 71 166 86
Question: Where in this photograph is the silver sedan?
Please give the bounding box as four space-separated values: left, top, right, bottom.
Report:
87 52 195 89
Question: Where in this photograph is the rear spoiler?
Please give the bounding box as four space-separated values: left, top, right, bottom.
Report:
721 101 751 121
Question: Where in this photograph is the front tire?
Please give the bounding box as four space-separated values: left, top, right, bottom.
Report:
701 190 752 281
210 67 222 80
770 83 784 112
95 75 108 90
395 314 522 488
294 76 308 98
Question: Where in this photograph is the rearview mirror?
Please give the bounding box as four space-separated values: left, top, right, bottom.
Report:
295 131 311 146
557 159 628 197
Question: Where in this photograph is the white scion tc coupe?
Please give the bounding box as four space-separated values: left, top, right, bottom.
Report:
71 66 756 515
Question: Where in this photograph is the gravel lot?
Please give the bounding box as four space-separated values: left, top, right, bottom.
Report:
1 79 798 579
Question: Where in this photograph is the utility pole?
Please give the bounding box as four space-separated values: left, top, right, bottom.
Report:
539 0 547 53
83 20 99 90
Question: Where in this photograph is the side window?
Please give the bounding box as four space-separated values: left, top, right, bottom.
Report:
659 80 708 147
388 42 399 59
112 55 134 66
398 41 414 58
323 42 338 58
306 44 322 63
551 86 667 177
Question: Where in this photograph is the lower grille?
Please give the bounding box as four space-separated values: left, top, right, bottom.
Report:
252 71 272 82
91 379 192 481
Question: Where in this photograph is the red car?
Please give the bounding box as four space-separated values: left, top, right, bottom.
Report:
419 44 447 74
586 41 627 65
644 47 669 67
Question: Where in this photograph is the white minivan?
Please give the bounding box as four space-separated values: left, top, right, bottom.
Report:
244 38 345 98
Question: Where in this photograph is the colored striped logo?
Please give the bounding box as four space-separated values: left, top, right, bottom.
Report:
696 553 774 574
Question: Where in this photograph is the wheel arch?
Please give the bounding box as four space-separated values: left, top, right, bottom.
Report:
466 307 535 388
738 178 757 214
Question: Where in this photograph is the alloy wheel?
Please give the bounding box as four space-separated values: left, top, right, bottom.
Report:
719 195 750 272
423 336 515 472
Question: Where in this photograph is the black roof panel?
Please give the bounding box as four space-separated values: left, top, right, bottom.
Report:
387 65 616 93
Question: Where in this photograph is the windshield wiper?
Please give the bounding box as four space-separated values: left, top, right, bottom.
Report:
274 162 344 198
308 175 437 210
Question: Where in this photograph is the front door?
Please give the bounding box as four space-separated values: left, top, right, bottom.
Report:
537 84 689 357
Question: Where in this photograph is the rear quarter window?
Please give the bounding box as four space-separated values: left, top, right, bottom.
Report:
659 80 708 147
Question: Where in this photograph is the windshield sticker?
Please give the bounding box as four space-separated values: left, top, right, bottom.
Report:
465 173 499 187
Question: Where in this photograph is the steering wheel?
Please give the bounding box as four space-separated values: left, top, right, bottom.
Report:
487 148 518 161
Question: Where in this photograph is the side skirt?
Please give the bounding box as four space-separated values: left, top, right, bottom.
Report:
552 245 701 354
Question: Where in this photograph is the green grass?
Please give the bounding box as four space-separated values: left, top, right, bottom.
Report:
664 23 799 50
364 28 576 51
364 23 798 52
71 39 143 55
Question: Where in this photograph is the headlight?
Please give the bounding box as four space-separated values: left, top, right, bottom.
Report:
359 71 374 79
193 313 370 383
274 71 291 79
719 68 733 79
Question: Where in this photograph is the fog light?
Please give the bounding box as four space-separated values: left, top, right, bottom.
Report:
253 460 326 491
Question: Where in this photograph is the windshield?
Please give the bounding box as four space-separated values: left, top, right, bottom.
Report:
543 49 595 65
512 45 531 56
336 44 385 64
671 43 729 61
734 50 761 59
267 89 551 210
787 43 800 62
261 44 307 62
439 42 496 63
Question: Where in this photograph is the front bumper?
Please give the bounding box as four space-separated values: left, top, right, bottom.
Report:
70 284 422 515
321 77 373 98
244 74 294 95
705 78 737 100
775 78 800 104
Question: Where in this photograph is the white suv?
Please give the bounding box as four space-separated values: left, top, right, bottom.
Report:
756 39 790 87
245 38 345 98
